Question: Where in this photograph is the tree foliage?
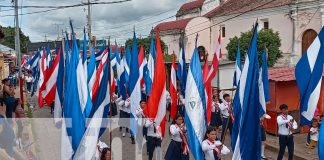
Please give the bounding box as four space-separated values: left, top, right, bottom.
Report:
226 29 283 67
0 26 31 53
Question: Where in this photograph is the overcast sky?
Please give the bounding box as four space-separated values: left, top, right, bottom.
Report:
0 0 187 44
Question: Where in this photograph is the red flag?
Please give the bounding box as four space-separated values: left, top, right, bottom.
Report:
143 29 166 137
170 53 178 120
202 61 212 123
92 49 108 103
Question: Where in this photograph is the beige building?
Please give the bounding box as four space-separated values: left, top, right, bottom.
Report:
155 0 324 89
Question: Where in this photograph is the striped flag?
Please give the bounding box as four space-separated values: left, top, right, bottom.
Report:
143 29 167 137
41 48 61 106
54 47 64 124
38 48 47 107
259 48 270 118
177 36 187 97
202 60 212 124
184 47 207 160
129 32 141 135
144 35 156 96
296 26 324 125
232 22 261 160
138 46 147 87
61 22 86 159
206 35 221 83
88 47 97 98
92 49 108 103
233 44 242 86
170 53 178 120
124 47 131 87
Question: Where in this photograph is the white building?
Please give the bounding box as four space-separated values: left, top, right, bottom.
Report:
155 0 324 89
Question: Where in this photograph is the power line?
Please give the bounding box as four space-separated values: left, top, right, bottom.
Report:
0 0 131 8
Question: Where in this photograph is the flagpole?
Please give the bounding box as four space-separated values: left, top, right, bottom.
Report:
107 37 113 156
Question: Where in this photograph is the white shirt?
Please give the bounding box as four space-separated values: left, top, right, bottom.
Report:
277 114 298 135
135 107 144 118
25 76 33 83
202 139 230 160
144 119 161 138
124 98 131 113
212 102 220 113
169 124 184 142
310 127 319 141
219 101 231 118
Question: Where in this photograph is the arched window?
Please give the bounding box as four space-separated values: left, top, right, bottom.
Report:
302 29 317 54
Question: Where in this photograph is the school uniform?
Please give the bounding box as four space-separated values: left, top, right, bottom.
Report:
202 139 230 160
277 114 297 160
210 102 222 127
165 124 189 160
145 119 162 160
219 101 233 141
135 107 147 138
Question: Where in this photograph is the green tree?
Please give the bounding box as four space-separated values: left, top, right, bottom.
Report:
226 29 282 67
0 26 31 53
125 36 167 55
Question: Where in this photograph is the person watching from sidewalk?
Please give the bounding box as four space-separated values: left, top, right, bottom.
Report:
306 120 319 154
277 104 298 160
2 79 16 118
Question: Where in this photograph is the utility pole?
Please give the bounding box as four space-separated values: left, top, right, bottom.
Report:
14 0 21 77
53 23 64 41
14 0 24 108
87 0 93 52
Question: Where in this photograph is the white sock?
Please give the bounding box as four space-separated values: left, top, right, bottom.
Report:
155 147 162 160
261 143 265 157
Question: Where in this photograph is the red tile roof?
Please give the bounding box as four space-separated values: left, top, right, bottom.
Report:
154 18 193 32
204 0 292 18
268 67 295 82
178 0 205 12
268 67 324 82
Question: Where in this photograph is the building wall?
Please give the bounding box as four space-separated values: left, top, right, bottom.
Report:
185 17 211 61
160 31 181 56
209 1 322 67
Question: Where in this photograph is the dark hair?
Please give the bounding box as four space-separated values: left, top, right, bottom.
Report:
279 104 288 110
140 99 146 104
312 120 319 128
223 93 230 100
171 114 184 125
204 126 217 140
100 147 111 160
1 78 8 84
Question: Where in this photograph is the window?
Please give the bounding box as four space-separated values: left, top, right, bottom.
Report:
221 26 226 38
264 21 269 30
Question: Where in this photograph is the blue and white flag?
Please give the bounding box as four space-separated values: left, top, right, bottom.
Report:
129 32 141 135
233 44 241 86
184 48 207 160
54 47 64 124
258 48 270 118
177 37 187 97
88 47 97 95
232 22 261 160
296 27 324 125
144 35 156 96
119 56 127 100
74 51 110 159
124 47 131 87
29 51 40 69
95 43 107 63
61 22 86 159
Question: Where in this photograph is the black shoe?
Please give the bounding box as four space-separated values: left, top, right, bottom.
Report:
131 139 135 144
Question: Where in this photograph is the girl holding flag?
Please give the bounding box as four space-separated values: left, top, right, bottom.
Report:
165 114 189 160
202 126 230 160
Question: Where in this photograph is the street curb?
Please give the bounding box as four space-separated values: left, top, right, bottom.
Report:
265 142 308 160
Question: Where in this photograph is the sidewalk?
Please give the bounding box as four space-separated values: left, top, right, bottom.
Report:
265 133 319 160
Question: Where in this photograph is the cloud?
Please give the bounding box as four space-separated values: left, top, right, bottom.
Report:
0 0 186 43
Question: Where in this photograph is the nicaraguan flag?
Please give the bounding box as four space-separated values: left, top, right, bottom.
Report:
119 56 127 100
296 26 324 125
233 44 242 86
184 47 207 160
144 35 156 95
129 32 141 135
232 22 261 160
177 37 187 97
